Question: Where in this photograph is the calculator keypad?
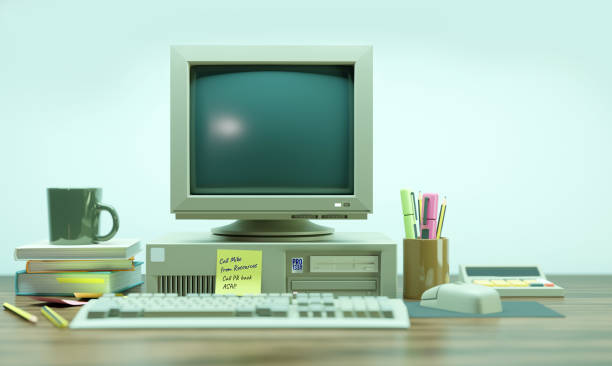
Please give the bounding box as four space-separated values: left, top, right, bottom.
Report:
472 278 555 287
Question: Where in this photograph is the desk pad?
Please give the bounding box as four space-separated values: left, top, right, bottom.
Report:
404 301 564 318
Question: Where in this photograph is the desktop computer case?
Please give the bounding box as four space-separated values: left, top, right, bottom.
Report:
146 232 396 297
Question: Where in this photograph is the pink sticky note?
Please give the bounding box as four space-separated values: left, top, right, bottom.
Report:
30 296 88 306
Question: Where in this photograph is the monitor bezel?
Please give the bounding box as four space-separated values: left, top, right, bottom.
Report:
170 45 373 219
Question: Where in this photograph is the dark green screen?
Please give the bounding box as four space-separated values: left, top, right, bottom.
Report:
190 65 354 195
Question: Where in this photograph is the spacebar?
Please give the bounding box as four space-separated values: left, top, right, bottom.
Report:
143 309 235 317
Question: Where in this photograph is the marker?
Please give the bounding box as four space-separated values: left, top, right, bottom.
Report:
422 197 429 239
420 193 439 239
41 306 68 328
436 196 447 239
400 189 418 239
2 302 38 323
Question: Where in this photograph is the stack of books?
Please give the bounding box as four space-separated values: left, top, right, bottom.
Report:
13 239 143 296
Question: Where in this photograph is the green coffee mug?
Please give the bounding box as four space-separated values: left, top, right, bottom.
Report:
47 188 119 245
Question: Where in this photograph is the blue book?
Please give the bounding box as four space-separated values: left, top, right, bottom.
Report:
15 262 143 296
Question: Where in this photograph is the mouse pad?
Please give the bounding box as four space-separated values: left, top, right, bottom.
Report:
404 301 564 318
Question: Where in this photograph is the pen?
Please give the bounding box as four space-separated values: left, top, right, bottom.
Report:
2 302 38 323
436 196 447 239
422 197 429 239
41 306 68 328
400 189 418 239
410 191 419 238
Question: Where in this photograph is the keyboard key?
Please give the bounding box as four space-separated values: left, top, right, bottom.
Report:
366 301 380 317
309 304 323 317
87 304 110 319
255 306 271 316
108 305 121 317
353 302 367 317
298 306 309 317
119 307 143 318
270 306 289 317
236 306 255 317
143 308 235 317
380 305 394 318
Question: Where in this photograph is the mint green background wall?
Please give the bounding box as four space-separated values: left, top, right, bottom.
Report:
1 1 610 274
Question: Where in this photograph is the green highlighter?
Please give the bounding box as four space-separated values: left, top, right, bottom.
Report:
400 189 418 239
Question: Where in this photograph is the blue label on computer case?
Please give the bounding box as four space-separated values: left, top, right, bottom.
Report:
291 258 303 273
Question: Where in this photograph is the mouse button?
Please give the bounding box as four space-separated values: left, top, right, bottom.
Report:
421 285 440 300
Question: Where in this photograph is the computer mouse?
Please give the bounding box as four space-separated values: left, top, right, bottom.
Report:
420 283 503 314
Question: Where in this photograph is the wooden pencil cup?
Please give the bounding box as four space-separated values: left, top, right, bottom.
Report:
403 238 450 299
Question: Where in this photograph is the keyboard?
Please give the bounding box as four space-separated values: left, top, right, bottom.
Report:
70 293 410 329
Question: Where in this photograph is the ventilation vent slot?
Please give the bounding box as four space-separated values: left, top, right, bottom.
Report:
156 275 216 295
321 214 348 219
292 214 319 219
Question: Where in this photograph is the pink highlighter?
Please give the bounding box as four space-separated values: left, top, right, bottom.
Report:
420 193 439 239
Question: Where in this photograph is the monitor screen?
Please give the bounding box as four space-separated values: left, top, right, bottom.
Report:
189 65 354 195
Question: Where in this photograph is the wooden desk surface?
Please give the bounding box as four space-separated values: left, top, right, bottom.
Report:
1 275 611 366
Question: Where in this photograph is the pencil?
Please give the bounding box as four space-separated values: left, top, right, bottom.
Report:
41 306 68 328
436 196 447 239
2 302 38 323
418 191 423 238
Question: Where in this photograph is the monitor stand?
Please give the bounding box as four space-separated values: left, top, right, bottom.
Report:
212 220 333 237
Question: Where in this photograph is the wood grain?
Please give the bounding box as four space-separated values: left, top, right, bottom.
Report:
1 275 611 366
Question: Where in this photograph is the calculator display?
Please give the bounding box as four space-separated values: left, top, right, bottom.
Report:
465 267 540 277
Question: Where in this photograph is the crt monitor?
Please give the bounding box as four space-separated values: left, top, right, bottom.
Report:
170 46 373 236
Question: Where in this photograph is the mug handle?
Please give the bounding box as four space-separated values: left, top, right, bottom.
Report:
95 203 119 242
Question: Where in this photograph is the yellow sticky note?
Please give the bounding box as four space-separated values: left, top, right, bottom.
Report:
215 249 262 295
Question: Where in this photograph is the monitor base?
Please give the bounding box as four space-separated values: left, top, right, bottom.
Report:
212 220 334 237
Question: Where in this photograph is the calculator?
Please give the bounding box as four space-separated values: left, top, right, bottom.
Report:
459 265 564 297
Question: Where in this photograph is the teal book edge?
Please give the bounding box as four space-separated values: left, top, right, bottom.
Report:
15 262 143 296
